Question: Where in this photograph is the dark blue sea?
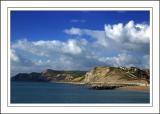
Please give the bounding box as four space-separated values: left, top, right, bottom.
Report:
11 81 149 103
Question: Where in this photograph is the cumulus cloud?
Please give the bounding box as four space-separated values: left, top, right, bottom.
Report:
65 39 82 55
11 38 86 75
64 28 108 47
105 20 150 54
104 20 150 44
11 48 39 76
11 20 150 76
98 53 148 68
64 27 82 36
11 49 19 62
12 39 82 56
65 20 150 54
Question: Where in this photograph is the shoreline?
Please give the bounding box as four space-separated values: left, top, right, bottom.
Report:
117 86 149 92
51 81 150 92
50 81 85 85
12 81 150 92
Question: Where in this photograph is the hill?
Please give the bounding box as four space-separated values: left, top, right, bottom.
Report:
84 66 149 88
11 66 149 87
11 69 86 83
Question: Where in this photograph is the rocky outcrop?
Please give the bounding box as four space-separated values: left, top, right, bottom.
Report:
11 67 149 86
84 66 149 86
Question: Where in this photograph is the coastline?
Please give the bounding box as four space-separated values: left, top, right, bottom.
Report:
50 81 85 85
12 80 149 92
117 86 150 92
50 81 150 92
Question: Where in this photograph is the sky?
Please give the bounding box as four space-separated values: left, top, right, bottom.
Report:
11 11 150 76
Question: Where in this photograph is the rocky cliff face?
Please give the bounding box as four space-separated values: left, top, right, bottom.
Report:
84 66 149 85
12 67 149 85
84 67 111 83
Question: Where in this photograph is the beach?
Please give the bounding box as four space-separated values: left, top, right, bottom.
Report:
118 86 150 92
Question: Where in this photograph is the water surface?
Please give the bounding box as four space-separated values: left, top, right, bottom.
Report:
11 81 149 103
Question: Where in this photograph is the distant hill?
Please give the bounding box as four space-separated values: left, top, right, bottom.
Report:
11 66 149 86
11 69 86 83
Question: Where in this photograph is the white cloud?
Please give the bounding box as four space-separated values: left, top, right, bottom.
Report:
104 20 150 44
11 49 19 62
12 38 82 56
64 28 108 47
11 38 84 75
83 29 108 47
65 20 150 53
11 20 150 76
11 48 39 76
104 20 150 54
104 23 123 42
65 39 82 55
64 27 82 36
99 53 139 67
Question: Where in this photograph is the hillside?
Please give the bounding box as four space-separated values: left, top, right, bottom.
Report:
11 69 86 83
84 66 149 86
11 66 149 87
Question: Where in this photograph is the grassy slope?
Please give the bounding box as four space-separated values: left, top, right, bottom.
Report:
88 67 146 83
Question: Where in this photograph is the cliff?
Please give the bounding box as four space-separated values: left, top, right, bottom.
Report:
11 66 149 86
84 66 149 86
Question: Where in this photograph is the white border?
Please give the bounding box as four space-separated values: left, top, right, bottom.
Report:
1 1 159 113
7 7 153 107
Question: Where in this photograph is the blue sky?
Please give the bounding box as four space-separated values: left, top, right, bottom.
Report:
11 11 149 42
11 11 150 75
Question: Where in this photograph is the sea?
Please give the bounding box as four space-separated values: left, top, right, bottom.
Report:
11 81 149 103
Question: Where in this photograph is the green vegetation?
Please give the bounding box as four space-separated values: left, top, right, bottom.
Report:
63 71 86 78
12 69 86 82
12 66 149 85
